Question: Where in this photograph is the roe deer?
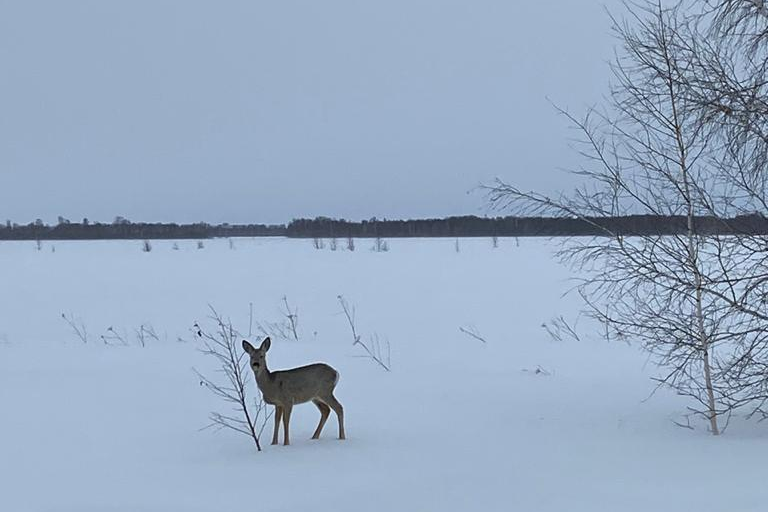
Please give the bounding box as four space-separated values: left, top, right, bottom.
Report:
242 337 346 445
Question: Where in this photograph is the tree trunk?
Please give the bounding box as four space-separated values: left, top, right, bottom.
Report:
685 180 720 435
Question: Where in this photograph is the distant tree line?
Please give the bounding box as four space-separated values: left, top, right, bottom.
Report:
285 214 768 238
3 214 768 240
0 217 284 240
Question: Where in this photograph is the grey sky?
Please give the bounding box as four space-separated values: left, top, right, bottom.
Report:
1 1 619 225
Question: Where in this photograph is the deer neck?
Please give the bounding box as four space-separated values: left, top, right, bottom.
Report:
254 363 276 394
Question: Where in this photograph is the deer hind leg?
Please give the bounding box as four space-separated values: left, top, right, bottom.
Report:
282 403 293 445
272 406 283 445
311 400 331 440
322 394 345 440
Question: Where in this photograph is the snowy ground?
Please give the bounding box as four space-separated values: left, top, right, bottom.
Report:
1 237 766 511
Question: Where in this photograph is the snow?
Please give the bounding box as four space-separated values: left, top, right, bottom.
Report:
1 237 766 511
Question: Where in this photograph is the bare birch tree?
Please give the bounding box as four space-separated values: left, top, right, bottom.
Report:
487 0 768 433
689 0 768 419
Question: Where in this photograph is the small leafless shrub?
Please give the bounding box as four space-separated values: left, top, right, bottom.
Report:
135 323 161 347
141 240 152 252
255 319 291 341
101 326 128 345
329 238 338 251
193 307 271 452
372 237 389 252
254 296 301 341
61 312 88 343
541 315 581 343
347 236 355 251
172 242 180 251
337 295 391 371
312 237 325 250
197 240 204 250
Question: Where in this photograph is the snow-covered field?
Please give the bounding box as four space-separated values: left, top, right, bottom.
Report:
1 238 765 511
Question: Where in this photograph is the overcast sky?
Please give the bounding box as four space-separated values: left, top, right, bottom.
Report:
1 1 621 225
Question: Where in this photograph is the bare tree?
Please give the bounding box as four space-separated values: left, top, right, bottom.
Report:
707 0 768 50
689 0 768 419
193 307 271 452
485 1 768 433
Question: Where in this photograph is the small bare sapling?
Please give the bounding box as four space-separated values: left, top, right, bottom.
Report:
337 295 391 371
281 296 299 341
541 315 581 343
193 307 271 452
255 296 301 341
61 312 88 343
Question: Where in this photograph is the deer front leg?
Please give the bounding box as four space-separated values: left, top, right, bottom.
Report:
272 406 283 445
282 403 293 445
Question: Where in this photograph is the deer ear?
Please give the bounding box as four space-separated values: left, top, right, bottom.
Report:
260 337 271 352
242 340 256 354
